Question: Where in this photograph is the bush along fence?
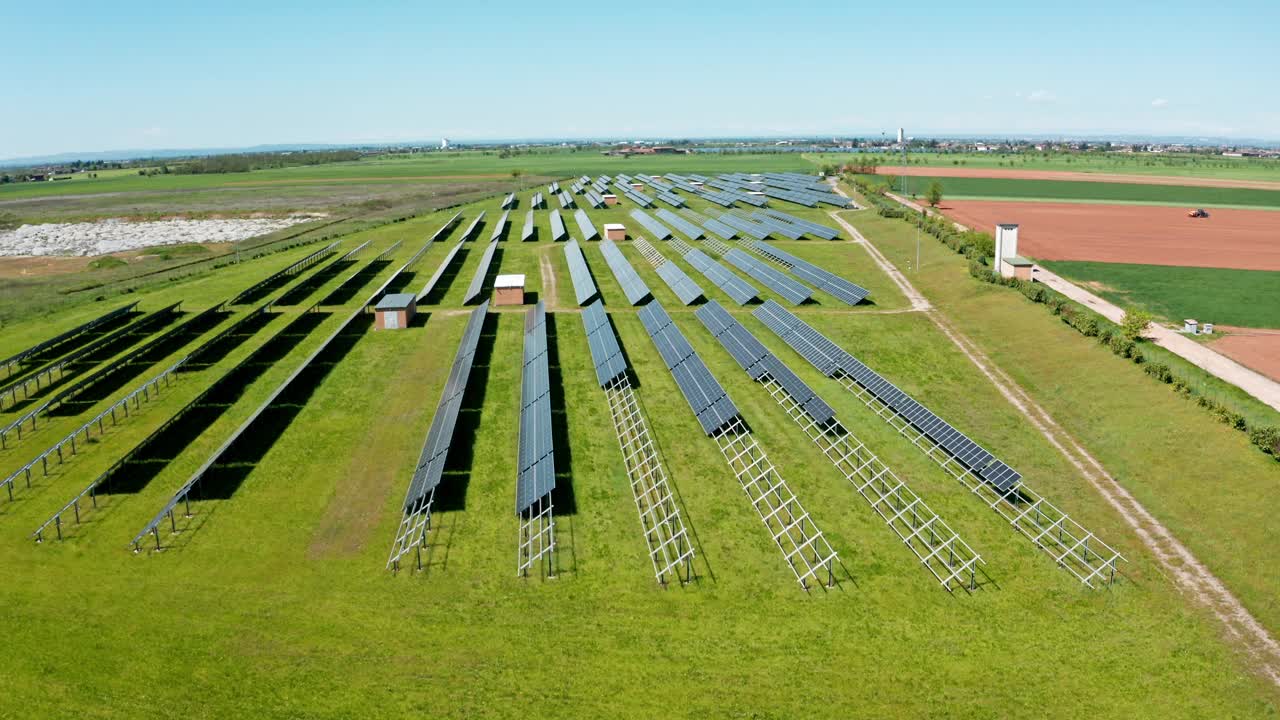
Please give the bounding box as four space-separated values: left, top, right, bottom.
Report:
847 175 1280 462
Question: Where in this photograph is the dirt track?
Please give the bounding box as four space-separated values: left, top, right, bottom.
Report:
933 200 1280 271
873 166 1280 191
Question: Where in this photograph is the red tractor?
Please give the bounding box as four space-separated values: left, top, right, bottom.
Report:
1188 208 1209 218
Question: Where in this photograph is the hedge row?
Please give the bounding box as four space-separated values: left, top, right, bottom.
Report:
846 175 1280 462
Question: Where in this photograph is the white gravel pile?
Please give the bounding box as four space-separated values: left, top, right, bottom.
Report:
0 216 318 257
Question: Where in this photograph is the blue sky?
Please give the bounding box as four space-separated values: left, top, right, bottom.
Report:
4 0 1278 158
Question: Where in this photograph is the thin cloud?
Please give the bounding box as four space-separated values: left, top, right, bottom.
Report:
1027 89 1056 103
1151 98 1170 108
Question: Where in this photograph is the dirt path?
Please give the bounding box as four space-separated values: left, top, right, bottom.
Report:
873 165 1280 191
828 182 930 312
1036 268 1280 413
838 180 1280 685
539 248 560 310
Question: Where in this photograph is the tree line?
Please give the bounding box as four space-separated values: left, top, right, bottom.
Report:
170 150 361 175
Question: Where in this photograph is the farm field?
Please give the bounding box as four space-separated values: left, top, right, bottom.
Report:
1 176 1278 717
931 199 1280 271
837 194 1280 638
1041 260 1280 329
856 174 1280 209
1211 328 1280 384
810 151 1280 183
869 164 1280 191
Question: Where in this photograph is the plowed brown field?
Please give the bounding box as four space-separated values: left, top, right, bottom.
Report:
933 200 1280 270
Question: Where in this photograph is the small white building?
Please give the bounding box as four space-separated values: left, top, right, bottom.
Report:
494 274 525 306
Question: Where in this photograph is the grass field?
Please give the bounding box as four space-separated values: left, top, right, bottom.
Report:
837 194 1280 637
1041 261 1280 329
854 174 1280 209
812 151 1280 182
1 180 1278 716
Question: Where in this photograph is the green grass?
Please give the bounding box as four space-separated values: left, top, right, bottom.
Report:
839 195 1280 639
1041 261 1280 329
856 174 1280 209
87 256 127 270
811 150 1280 182
0 194 1278 716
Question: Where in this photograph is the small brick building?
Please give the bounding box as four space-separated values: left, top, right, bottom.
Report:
494 274 525 306
374 293 416 330
603 223 626 241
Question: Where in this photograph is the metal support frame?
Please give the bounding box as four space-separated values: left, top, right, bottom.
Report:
711 416 837 591
385 488 437 572
604 374 694 585
834 374 1123 587
1 360 181 502
517 493 556 578
760 376 982 591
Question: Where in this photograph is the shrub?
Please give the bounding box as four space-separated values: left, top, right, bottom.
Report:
1121 310 1154 341
1249 426 1280 455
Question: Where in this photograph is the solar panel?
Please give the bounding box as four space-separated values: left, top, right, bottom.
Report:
678 209 736 239
502 193 517 210
695 301 834 424
720 248 812 305
404 302 488 510
654 261 704 306
516 302 556 513
759 209 839 240
742 241 870 305
733 210 803 240
573 209 599 241
563 240 598 306
460 211 486 242
549 210 568 242
717 213 769 240
415 243 463 302
682 248 758 305
655 209 704 239
599 240 651 305
752 301 1021 492
462 240 499 304
558 190 574 208
581 300 628 387
637 301 739 435
521 210 536 241
489 210 511 242
628 209 672 240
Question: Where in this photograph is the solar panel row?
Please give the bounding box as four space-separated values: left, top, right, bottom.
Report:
521 210 536 242
662 174 701 193
745 241 870 305
637 301 739 436
549 209 568 242
717 213 770 240
489 210 511 243
628 209 673 240
634 237 704 306
599 240 651 305
583 189 605 208
573 209 599 241
581 300 627 387
558 190 574 208
548 182 560 194
681 248 758 306
714 246 813 305
531 192 546 209
654 208 704 239
563 240 598 306
753 300 1021 492
694 301 835 424
416 242 464 302
460 211 486 242
613 183 655 208
403 302 488 511
502 193 517 210
516 302 556 514
462 240 499 305
734 210 804 240
759 209 840 240
677 209 736 240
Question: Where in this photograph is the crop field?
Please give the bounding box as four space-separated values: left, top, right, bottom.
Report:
1041 260 1280 329
1 172 1278 717
813 151 1280 183
931 199 1280 271
856 174 1280 209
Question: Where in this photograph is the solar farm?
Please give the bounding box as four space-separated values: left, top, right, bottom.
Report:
1 166 1275 717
